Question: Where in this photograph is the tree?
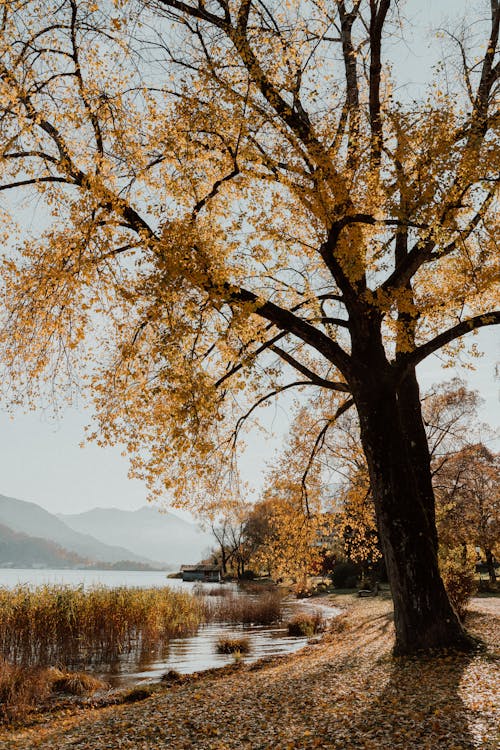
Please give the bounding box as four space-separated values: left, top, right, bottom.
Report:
0 0 499 653
248 415 330 584
435 443 499 584
334 468 381 583
209 515 237 576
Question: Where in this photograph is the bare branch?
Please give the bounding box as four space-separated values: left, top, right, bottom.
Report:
300 397 355 515
270 343 350 391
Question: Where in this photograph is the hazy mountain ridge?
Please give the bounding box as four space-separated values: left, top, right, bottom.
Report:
59 505 212 566
0 494 158 566
0 523 89 568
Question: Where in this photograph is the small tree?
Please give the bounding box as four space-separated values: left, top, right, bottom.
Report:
334 470 381 585
249 414 330 584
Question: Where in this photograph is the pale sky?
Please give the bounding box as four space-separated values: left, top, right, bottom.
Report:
0 0 498 517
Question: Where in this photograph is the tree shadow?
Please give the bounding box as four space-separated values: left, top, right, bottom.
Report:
344 650 480 749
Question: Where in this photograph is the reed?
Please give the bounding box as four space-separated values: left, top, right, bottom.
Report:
286 611 326 637
205 589 284 625
215 636 251 654
0 584 205 667
193 584 232 597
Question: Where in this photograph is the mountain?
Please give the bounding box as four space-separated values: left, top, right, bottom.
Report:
0 494 158 566
0 523 89 568
59 506 212 566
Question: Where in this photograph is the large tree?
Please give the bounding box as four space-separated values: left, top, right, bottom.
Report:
0 0 498 653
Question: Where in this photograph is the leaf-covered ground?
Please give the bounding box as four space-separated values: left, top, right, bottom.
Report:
1 595 498 750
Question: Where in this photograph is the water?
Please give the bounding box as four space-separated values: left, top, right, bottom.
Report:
99 597 339 688
0 567 180 590
0 568 340 687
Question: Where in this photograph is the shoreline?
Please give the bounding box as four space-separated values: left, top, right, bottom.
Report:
1 594 498 749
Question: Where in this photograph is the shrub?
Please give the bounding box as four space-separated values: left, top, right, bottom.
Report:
216 636 251 654
439 545 477 620
287 611 325 637
331 561 360 589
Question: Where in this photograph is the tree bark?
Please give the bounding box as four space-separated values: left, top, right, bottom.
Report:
396 369 438 552
352 364 474 654
484 549 497 584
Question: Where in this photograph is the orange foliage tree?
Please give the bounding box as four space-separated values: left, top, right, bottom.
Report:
0 0 499 653
248 409 332 584
435 444 499 584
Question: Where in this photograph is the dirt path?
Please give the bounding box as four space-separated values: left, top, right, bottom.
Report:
1 596 498 750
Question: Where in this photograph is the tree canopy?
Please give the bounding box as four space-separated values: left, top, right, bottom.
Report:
0 0 498 653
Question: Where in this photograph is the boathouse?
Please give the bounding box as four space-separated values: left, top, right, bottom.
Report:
180 565 222 582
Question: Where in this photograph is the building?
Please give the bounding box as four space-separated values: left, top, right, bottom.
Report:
180 565 222 582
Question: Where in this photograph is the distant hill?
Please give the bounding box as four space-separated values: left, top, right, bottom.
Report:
0 494 159 566
59 506 212 566
0 523 89 568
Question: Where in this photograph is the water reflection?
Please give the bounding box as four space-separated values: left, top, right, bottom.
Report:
99 597 340 688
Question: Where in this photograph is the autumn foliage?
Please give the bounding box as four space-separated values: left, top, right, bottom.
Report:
0 0 498 652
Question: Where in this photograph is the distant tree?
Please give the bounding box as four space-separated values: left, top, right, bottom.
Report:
0 0 499 653
334 469 381 583
249 410 330 585
210 516 235 577
435 444 499 584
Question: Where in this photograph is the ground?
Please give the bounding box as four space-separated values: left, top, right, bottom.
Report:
0 595 498 750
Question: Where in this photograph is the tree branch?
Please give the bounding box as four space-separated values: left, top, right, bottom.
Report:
398 311 500 374
230 379 320 447
225 283 352 374
301 397 355 515
270 344 350 391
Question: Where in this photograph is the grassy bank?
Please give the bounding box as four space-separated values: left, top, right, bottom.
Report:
0 582 288 722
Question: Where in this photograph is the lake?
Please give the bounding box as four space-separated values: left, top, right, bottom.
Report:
0 568 340 687
0 567 179 590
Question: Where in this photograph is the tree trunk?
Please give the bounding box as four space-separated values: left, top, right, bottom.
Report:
219 546 227 576
353 373 474 654
484 549 497 583
396 369 438 552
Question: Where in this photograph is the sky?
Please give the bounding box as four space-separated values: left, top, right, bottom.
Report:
0 0 498 518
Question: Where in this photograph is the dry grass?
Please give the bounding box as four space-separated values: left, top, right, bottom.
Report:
215 636 251 655
49 669 106 696
0 660 106 723
205 589 284 625
0 584 205 668
237 581 276 595
196 585 233 597
286 610 326 637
